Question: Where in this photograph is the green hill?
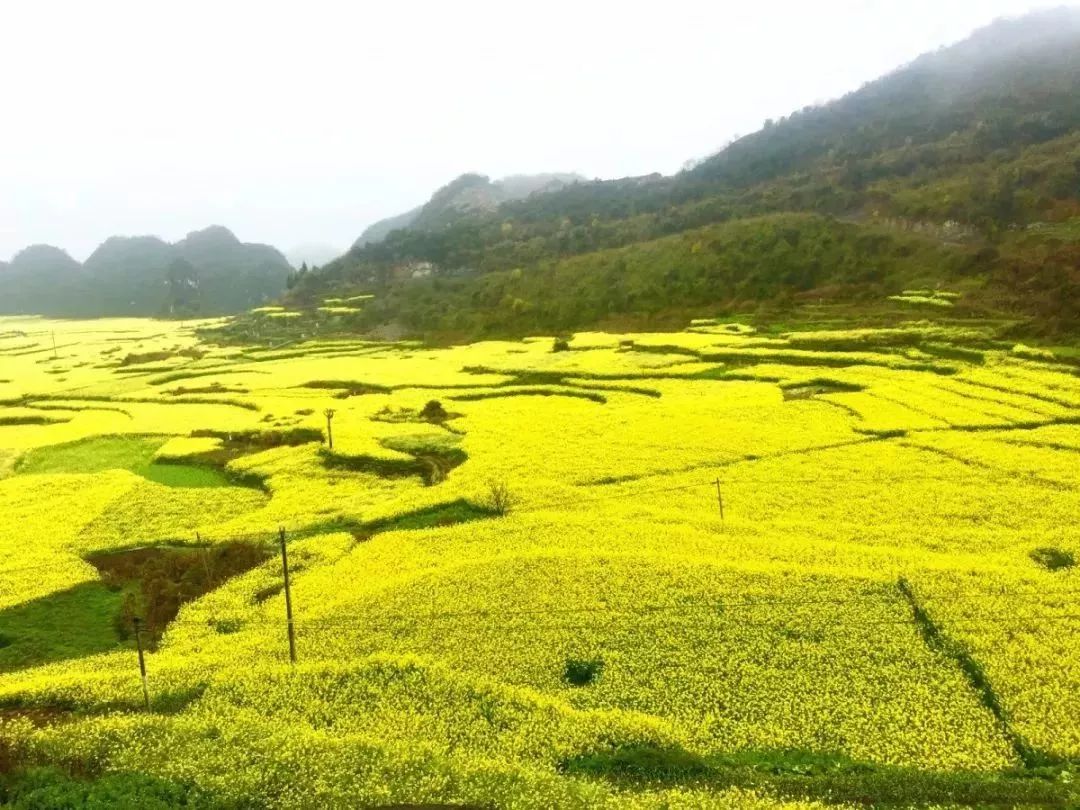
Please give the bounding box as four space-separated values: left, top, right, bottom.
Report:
285 9 1080 340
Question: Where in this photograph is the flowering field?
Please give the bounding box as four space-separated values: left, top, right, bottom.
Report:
0 315 1078 807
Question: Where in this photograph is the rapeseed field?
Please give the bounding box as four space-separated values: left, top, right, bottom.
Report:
0 315 1077 807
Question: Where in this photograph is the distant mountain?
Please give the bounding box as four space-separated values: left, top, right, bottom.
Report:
286 243 342 269
352 172 584 248
1 246 85 315
0 226 291 317
172 226 291 313
84 235 174 314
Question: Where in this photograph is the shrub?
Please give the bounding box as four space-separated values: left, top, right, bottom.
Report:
564 657 603 686
552 337 571 352
1030 547 1076 571
485 480 518 516
420 399 449 422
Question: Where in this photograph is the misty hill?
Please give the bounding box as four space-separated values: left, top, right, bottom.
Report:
352 172 584 248
0 227 291 317
285 9 1080 338
1 246 85 316
686 6 1080 196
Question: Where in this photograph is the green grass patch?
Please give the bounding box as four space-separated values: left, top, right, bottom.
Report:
0 767 218 809
16 436 233 489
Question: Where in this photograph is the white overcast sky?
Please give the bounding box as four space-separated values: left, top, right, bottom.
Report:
0 0 1067 262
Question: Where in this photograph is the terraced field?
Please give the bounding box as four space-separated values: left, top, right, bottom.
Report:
0 315 1078 807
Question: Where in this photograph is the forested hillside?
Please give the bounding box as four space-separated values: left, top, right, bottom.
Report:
287 8 1080 339
352 172 585 248
0 227 291 317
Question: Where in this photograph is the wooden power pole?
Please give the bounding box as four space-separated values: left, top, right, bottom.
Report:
324 408 336 450
133 617 150 711
279 526 297 663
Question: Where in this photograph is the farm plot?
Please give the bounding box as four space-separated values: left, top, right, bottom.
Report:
0 316 1078 808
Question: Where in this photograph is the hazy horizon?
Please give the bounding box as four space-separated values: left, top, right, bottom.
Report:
1 0 1069 263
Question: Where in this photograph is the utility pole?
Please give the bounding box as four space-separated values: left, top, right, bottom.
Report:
323 408 336 450
133 617 150 711
51 332 57 360
279 526 297 664
714 477 725 526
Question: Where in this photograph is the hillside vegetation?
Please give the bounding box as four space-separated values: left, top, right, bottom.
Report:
286 9 1080 339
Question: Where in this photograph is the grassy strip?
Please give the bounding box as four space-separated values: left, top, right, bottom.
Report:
561 744 1077 807
21 402 132 417
0 416 68 427
112 364 186 375
148 367 265 386
778 378 864 394
918 414 1080 435
927 380 1060 418
25 394 260 411
700 349 958 375
300 380 392 396
896 578 1056 769
362 499 499 534
461 363 783 386
449 387 607 404
316 367 665 399
320 445 467 486
919 342 987 364
956 377 1080 409
588 435 888 486
240 343 394 363
5 343 79 357
190 427 324 452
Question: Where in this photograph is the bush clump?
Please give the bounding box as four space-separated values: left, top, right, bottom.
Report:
1030 547 1076 571
420 399 449 422
564 657 603 686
